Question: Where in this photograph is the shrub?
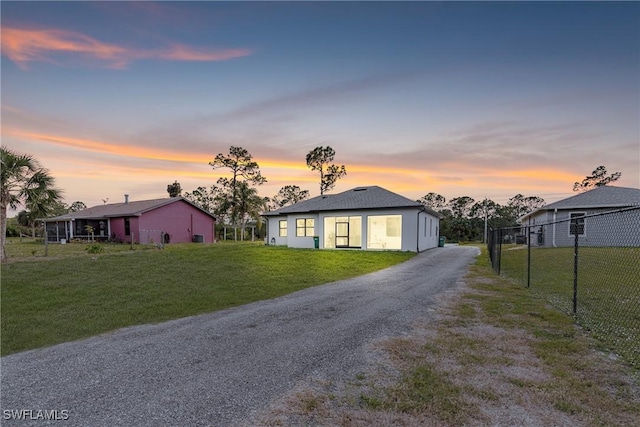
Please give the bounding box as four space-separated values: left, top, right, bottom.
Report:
86 244 104 254
5 224 19 237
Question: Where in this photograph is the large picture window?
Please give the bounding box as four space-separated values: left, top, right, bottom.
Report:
296 218 315 237
279 220 287 237
367 215 402 250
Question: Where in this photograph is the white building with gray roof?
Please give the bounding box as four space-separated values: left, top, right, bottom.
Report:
518 186 640 247
263 186 442 252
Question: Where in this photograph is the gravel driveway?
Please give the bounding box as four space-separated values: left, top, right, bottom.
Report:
1 245 479 426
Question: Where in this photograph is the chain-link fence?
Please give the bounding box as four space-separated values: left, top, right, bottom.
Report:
139 229 166 245
488 206 640 369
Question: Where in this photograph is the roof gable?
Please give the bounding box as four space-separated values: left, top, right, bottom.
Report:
264 186 424 215
520 186 640 222
44 197 216 221
541 186 640 210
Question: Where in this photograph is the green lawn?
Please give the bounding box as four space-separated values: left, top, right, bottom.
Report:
3 237 150 259
498 245 640 369
1 241 415 355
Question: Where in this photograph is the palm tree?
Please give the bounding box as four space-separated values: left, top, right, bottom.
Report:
1 147 62 260
235 182 266 240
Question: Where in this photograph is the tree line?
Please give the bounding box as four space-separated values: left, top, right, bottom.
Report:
417 167 623 242
177 146 622 242
1 142 622 259
420 193 545 242
178 146 346 238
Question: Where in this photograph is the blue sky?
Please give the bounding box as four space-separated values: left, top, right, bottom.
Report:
2 1 639 210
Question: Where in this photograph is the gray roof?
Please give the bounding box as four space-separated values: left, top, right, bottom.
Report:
44 197 216 221
542 186 640 210
520 186 640 221
264 186 441 217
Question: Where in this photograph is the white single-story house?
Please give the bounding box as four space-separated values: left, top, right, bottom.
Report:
263 186 442 252
518 186 640 247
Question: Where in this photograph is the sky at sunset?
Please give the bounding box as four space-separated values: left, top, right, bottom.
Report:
2 1 639 214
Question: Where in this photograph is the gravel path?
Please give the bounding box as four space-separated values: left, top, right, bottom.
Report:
1 245 479 426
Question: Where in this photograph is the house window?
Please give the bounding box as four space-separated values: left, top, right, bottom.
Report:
324 216 361 248
386 216 401 237
569 212 586 236
124 218 131 236
367 215 402 250
296 218 315 237
279 220 287 237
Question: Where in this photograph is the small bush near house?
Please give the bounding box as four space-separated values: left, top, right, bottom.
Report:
85 244 104 254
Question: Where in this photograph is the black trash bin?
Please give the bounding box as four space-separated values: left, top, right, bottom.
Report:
438 236 446 247
313 236 320 249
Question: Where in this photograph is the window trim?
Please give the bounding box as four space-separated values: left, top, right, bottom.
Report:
335 216 362 249
569 212 586 237
335 218 350 247
279 220 287 237
296 218 315 237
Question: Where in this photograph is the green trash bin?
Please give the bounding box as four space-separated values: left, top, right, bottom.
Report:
438 236 446 247
313 236 320 249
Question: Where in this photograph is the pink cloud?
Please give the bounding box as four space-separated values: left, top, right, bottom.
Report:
151 43 253 62
1 26 253 69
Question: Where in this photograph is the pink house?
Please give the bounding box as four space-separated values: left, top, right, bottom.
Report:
44 196 216 244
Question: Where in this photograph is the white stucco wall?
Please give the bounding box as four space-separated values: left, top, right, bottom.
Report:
287 213 320 249
266 214 319 249
266 215 288 246
267 208 441 252
416 210 440 251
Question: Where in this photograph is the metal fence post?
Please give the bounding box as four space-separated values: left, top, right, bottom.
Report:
497 228 502 275
492 207 639 368
573 219 579 315
527 225 531 288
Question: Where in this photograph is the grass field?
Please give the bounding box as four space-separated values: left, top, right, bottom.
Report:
1 241 414 356
257 246 640 426
498 245 640 369
3 236 155 259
